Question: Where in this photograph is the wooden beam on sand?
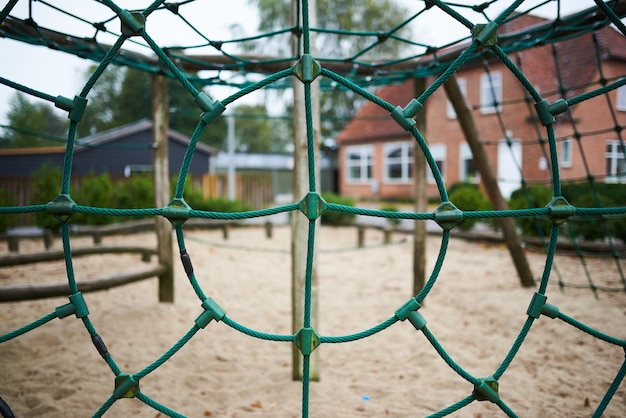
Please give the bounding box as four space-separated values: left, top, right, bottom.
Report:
0 265 168 303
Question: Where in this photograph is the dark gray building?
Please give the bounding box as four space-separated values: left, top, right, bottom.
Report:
0 119 216 179
0 119 216 206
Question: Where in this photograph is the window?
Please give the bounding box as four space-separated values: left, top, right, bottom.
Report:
460 142 479 182
427 144 446 184
617 85 626 111
345 145 373 183
480 71 502 114
561 138 573 167
384 142 413 183
606 140 626 183
446 78 467 119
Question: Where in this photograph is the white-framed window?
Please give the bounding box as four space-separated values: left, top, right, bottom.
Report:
383 141 413 183
460 142 479 182
446 77 467 119
480 71 502 114
426 144 446 184
606 140 626 183
560 138 573 167
617 85 626 111
345 144 373 183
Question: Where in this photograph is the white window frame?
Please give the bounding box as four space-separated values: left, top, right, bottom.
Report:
446 77 467 119
383 141 413 184
617 85 626 111
480 71 502 114
426 144 446 184
606 140 626 183
560 137 573 168
345 144 373 184
460 142 480 183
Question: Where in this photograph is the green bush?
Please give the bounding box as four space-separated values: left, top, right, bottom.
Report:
114 174 155 212
508 185 553 237
562 182 626 242
73 172 115 225
0 187 18 232
31 163 63 231
448 182 492 231
320 193 356 226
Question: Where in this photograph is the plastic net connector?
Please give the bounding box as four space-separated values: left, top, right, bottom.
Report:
535 99 569 126
434 202 463 231
527 292 560 319
195 297 226 329
472 22 498 47
68 292 89 318
526 292 547 319
162 198 190 226
68 95 88 122
55 302 76 319
293 54 321 83
294 327 321 355
298 192 327 221
119 10 145 36
46 194 76 222
546 196 576 225
114 373 139 399
390 98 423 131
395 298 427 330
196 93 226 124
473 378 500 403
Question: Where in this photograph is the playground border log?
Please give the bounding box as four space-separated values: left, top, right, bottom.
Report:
0 264 168 302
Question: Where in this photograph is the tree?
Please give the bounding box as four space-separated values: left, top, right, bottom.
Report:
233 104 290 153
1 92 68 148
78 66 228 149
248 0 412 138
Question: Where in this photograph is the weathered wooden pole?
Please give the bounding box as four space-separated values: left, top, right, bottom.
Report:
290 0 321 381
152 73 175 302
444 75 535 288
412 77 428 296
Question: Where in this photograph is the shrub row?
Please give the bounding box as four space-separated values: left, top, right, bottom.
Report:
4 164 249 231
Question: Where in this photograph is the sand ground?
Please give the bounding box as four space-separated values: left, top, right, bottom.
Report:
0 224 624 417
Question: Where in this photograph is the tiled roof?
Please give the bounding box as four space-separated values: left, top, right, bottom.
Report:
335 82 415 143
336 14 626 143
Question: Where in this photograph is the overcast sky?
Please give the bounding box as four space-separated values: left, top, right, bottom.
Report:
0 0 595 126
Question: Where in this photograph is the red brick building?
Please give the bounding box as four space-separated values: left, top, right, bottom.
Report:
336 15 626 201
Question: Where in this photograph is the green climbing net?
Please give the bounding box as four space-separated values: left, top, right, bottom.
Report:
1 1 626 417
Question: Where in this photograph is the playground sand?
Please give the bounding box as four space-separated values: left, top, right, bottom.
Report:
0 224 624 417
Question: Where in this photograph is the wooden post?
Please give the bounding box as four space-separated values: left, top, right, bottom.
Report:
444 75 535 288
413 77 428 296
152 73 175 302
290 0 321 382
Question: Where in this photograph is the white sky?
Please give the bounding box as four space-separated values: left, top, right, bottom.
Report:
0 0 596 125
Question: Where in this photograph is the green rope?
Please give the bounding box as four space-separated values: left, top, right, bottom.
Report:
1 2 625 417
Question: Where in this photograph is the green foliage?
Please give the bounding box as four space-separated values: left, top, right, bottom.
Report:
448 182 492 231
72 173 115 225
2 92 68 148
562 182 626 241
31 163 63 230
508 185 553 237
0 187 18 232
320 193 356 226
114 175 155 211
233 104 290 153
